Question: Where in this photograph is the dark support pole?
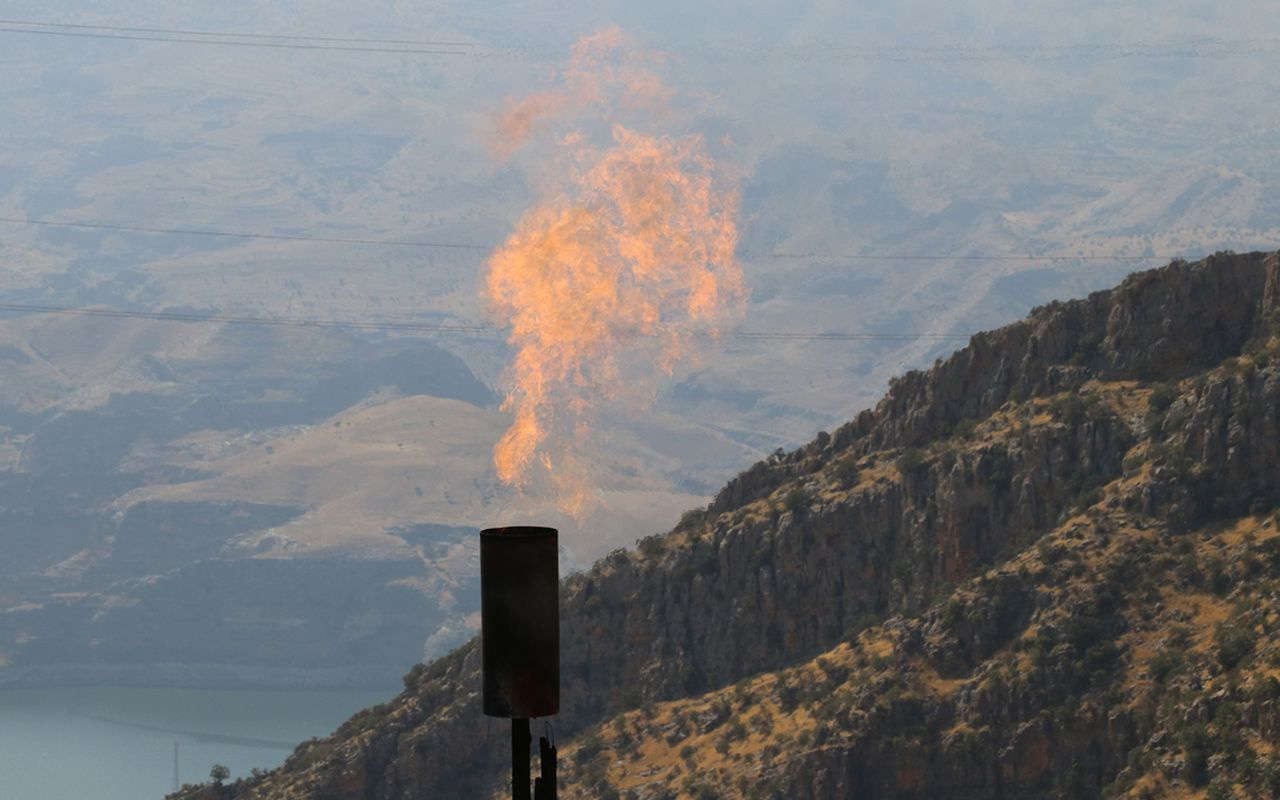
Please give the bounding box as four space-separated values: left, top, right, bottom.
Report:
534 731 557 800
512 718 532 800
482 527 558 800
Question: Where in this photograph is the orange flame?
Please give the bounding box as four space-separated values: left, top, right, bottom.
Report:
494 93 571 160
493 26 672 160
486 31 745 517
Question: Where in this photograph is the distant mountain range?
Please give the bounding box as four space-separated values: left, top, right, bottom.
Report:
174 251 1280 798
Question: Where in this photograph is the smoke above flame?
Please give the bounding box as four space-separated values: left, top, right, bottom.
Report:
486 29 746 517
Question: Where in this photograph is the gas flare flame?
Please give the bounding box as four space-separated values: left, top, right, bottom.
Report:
486 29 746 517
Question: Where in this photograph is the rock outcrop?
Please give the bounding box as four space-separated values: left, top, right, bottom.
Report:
175 251 1280 799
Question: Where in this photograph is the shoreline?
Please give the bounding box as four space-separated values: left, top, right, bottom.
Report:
0 662 408 692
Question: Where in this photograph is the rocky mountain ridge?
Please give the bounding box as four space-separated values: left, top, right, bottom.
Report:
173 250 1280 798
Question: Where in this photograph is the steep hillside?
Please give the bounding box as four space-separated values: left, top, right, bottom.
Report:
172 250 1280 798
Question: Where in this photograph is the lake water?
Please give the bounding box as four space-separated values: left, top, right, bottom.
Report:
0 686 395 800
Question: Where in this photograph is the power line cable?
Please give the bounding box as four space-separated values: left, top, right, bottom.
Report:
735 331 969 340
1 217 1183 262
764 251 1172 262
0 25 468 55
0 217 489 250
0 302 498 335
6 19 1275 63
0 17 475 47
667 36 1280 63
0 302 973 342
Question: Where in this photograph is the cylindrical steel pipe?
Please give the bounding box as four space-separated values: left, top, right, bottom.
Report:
480 526 560 719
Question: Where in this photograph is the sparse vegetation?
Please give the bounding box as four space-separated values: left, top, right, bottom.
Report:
833 455 861 487
894 447 925 476
783 487 814 514
175 254 1280 800
1214 622 1256 670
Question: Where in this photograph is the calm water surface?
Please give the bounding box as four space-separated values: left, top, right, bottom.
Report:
0 686 394 800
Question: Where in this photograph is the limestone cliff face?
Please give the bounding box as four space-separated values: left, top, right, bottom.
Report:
178 251 1280 800
719 250 1275 510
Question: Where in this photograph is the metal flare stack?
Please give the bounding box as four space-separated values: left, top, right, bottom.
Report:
480 526 560 800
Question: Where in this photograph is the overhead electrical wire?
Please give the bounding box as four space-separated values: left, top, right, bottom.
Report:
3 18 1274 62
0 219 1219 343
0 21 1251 347
693 37 1280 64
0 302 498 335
0 216 1180 262
0 27 468 55
0 22 469 55
768 251 1173 262
735 331 970 341
0 216 1193 342
0 302 975 343
0 217 489 251
0 18 476 47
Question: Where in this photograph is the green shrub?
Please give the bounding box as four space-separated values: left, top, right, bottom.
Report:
1175 553 1201 587
1255 676 1280 703
1205 779 1232 800
605 548 630 569
816 656 849 685
620 685 643 710
1215 623 1257 670
1181 725 1211 787
402 662 426 689
776 677 801 712
749 543 772 571
1148 382 1179 415
1071 332 1103 365
833 456 861 488
1050 394 1088 424
578 732 607 762
637 534 665 559
1169 625 1194 650
1207 558 1232 595
1260 757 1280 796
677 507 708 531
895 448 926 476
597 788 620 800
1149 649 1184 684
784 487 814 514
